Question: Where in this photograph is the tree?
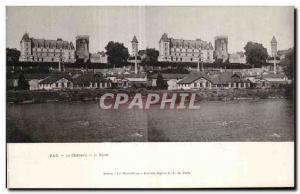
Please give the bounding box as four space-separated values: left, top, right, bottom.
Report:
156 73 168 90
17 73 29 90
6 48 20 63
280 48 294 79
244 41 268 67
142 48 159 63
105 41 129 65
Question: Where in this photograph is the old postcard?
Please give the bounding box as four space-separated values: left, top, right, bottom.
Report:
6 6 295 188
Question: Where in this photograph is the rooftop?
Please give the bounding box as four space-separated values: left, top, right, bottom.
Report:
39 74 73 84
131 35 138 43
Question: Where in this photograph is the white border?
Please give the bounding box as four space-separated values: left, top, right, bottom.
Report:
1 0 299 193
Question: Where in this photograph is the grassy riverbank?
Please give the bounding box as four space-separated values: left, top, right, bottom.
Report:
6 87 293 104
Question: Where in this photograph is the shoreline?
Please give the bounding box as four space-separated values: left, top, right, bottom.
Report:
6 87 292 104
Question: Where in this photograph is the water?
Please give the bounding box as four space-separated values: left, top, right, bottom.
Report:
6 99 294 142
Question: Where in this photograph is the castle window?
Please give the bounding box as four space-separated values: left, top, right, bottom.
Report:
190 58 193 61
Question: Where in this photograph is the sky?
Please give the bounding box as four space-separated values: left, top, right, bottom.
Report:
6 6 294 54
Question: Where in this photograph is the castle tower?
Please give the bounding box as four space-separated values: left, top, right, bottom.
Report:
19 32 32 62
271 36 277 74
131 35 139 56
214 36 228 62
76 35 89 62
131 35 139 74
158 33 170 62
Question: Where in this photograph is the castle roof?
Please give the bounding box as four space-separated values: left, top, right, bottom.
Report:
178 72 248 84
170 38 213 50
39 74 73 85
159 33 169 42
215 35 228 40
21 32 75 49
31 38 74 49
21 32 30 42
131 35 138 43
159 33 213 50
178 73 210 84
271 36 277 43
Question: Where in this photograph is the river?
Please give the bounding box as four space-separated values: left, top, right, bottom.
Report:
6 99 294 142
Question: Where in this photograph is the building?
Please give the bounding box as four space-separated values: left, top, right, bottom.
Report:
158 33 214 63
38 74 74 90
229 52 247 64
76 35 89 62
26 74 49 90
270 36 278 74
177 72 250 90
8 73 49 90
19 32 75 63
138 50 147 61
148 73 187 90
115 73 148 88
277 48 293 60
255 73 289 88
90 51 108 63
271 36 278 57
131 35 139 74
131 35 139 56
73 73 111 89
214 36 228 62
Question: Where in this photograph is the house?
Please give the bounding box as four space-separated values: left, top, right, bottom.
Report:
148 73 187 90
25 74 50 90
177 72 250 90
74 73 112 89
255 73 289 88
262 73 288 81
38 74 74 90
8 73 49 90
177 73 213 90
115 73 148 88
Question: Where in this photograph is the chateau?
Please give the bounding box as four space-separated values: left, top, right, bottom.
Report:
19 32 75 63
158 33 214 63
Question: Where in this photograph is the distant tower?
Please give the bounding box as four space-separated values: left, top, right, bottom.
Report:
214 36 228 63
131 35 139 74
271 36 277 74
158 33 170 62
19 32 32 62
76 35 89 62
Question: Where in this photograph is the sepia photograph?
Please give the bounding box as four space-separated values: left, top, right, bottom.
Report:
5 5 296 189
6 6 295 143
